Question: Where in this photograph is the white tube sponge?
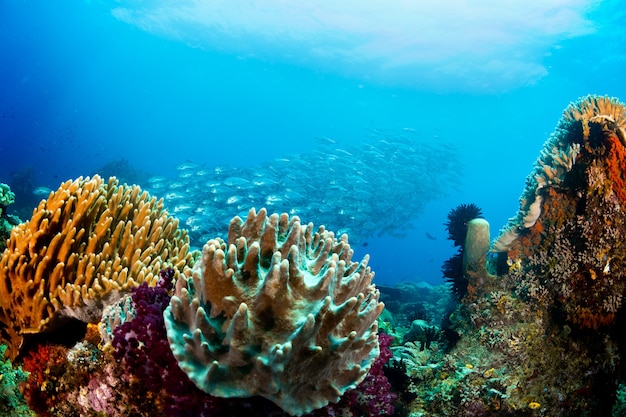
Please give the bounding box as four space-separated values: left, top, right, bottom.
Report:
463 218 490 271
163 207 384 416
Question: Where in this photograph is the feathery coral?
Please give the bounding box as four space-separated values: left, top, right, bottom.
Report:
164 207 384 416
0 175 191 359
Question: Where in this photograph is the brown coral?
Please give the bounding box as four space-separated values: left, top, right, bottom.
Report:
0 175 191 358
164 207 384 416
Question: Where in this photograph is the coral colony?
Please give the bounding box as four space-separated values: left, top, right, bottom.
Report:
1 95 626 416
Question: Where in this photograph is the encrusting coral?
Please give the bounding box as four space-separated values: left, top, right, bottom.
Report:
164 207 384 416
0 175 191 359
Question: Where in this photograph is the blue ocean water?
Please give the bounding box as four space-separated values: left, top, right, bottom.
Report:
1 0 625 285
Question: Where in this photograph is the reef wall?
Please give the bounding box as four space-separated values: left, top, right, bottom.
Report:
401 95 626 416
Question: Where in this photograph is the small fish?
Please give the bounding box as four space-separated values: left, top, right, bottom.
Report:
173 204 194 213
425 232 437 241
176 162 200 171
314 136 336 145
266 194 284 205
148 176 167 184
32 186 52 197
165 192 185 201
224 177 250 187
226 196 241 204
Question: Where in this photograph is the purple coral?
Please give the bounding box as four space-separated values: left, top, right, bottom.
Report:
111 268 217 415
112 269 173 385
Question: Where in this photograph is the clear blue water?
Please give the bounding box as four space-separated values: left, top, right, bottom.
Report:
1 0 625 285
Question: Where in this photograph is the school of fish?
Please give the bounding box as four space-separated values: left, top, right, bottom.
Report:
142 130 462 248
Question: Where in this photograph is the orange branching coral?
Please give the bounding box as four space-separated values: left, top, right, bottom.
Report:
0 175 191 359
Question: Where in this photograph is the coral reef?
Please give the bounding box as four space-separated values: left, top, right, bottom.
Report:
0 175 191 359
492 95 625 252
400 95 626 416
495 95 626 329
164 207 384 416
5 95 626 416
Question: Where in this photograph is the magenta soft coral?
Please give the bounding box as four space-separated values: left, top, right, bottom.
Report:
112 269 218 415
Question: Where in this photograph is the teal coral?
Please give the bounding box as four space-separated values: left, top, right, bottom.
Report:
0 184 14 209
613 383 626 417
0 182 19 253
164 207 384 416
0 344 34 416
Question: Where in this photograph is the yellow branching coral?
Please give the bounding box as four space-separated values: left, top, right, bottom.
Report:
0 175 191 358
